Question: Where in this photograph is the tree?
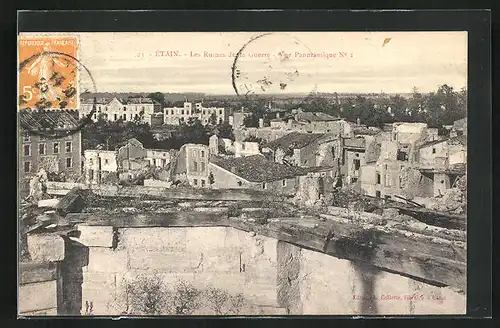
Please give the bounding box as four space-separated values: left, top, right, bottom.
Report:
215 122 235 140
243 113 259 128
208 112 218 126
81 119 155 150
172 280 200 315
148 92 166 107
126 273 170 315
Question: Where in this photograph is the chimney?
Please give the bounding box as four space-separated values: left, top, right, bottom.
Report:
287 118 293 129
259 118 264 128
356 117 361 126
276 112 280 119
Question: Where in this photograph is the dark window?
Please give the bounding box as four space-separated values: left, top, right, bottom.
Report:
376 173 381 184
331 146 335 159
375 190 381 198
193 161 198 172
23 133 31 142
193 179 198 186
237 181 242 186
201 150 205 158
38 144 46 155
262 182 267 189
353 159 361 170
282 179 287 187
65 141 72 153
114 114 118 120
66 157 72 168
23 145 30 156
201 179 206 187
123 106 127 111
24 161 31 173
53 143 59 154
219 110 222 115
432 148 436 154
201 162 205 172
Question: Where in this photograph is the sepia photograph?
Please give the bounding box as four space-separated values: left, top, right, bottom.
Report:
18 29 468 316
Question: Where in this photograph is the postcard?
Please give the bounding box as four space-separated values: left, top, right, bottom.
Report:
18 30 467 316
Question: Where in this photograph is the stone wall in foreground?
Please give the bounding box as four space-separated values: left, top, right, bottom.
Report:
19 262 62 316
277 241 466 315
23 225 466 316
67 226 285 315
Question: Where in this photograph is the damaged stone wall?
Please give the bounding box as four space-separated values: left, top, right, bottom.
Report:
67 226 285 316
278 242 466 315
36 220 468 316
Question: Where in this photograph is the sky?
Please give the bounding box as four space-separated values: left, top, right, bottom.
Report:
19 31 468 95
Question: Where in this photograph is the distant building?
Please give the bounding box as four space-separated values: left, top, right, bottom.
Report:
231 111 252 128
416 136 467 197
208 154 335 197
171 143 210 188
340 137 367 184
451 117 467 137
391 122 428 144
145 149 171 168
19 110 83 195
116 138 148 169
262 132 341 169
79 97 161 125
84 139 173 185
234 141 261 158
163 102 229 126
84 149 118 184
286 111 344 134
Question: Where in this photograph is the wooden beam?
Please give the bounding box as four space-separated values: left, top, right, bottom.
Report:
390 205 467 231
46 183 272 201
62 210 466 290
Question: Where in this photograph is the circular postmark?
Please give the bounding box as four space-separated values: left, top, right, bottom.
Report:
18 50 97 138
231 32 320 102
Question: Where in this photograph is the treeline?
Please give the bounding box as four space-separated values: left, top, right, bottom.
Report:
81 117 233 151
283 85 466 128
238 84 466 129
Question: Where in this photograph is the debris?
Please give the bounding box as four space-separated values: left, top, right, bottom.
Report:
429 188 466 214
122 207 139 213
55 187 86 216
38 198 60 208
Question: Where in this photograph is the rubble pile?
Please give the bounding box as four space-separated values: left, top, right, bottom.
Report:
429 187 466 214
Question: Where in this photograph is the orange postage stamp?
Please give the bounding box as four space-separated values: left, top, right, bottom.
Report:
18 35 79 110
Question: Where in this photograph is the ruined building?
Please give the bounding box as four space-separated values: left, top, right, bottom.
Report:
19 110 83 196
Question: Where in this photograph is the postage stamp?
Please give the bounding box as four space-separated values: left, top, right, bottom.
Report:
18 35 80 110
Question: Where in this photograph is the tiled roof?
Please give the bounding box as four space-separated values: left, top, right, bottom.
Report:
210 154 328 182
420 135 467 148
19 109 79 131
263 132 324 150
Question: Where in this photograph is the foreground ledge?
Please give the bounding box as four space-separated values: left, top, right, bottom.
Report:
62 210 466 291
